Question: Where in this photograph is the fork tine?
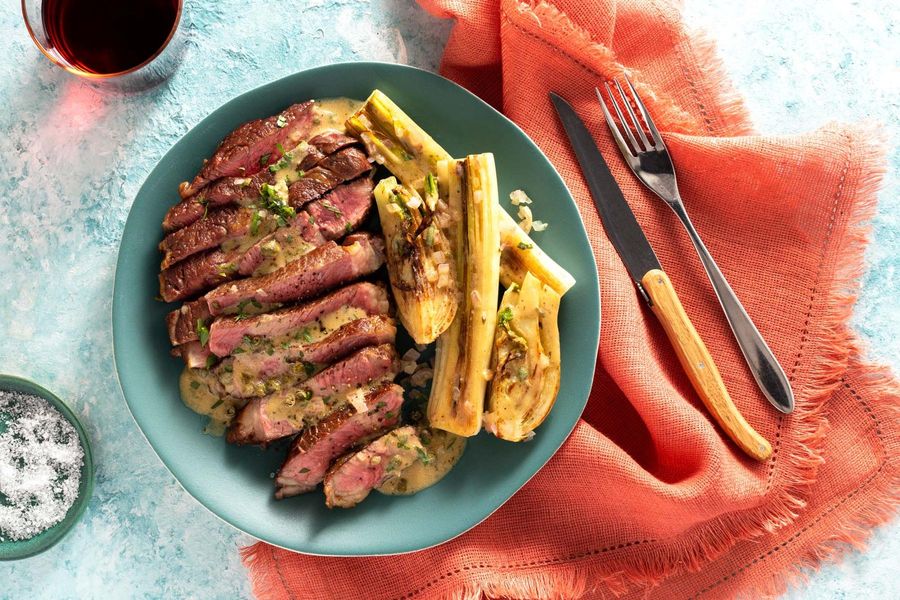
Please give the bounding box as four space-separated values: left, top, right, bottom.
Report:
599 83 639 155
623 76 665 148
613 79 651 151
595 86 637 158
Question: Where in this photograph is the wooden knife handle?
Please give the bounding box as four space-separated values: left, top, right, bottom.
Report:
641 269 772 462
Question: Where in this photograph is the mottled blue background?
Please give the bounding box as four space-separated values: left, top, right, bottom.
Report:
0 1 896 598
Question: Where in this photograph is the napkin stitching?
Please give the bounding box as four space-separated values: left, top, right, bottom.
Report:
646 0 714 134
393 538 656 600
765 133 853 495
692 376 890 598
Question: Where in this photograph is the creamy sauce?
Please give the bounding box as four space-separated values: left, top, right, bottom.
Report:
179 368 246 435
378 429 467 495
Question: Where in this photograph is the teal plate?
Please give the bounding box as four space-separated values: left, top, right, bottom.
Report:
113 62 599 555
0 375 94 561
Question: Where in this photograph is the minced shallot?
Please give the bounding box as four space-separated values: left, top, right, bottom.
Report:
0 390 84 542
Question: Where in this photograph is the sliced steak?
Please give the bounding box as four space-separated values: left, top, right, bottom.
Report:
297 131 359 171
179 101 314 199
159 177 374 303
166 298 212 346
205 233 385 316
226 344 398 446
159 247 242 303
275 383 404 498
225 315 397 388
288 147 372 208
235 177 375 278
171 340 213 369
208 282 389 356
323 426 423 508
164 170 275 232
303 177 375 241
164 132 358 232
159 206 253 269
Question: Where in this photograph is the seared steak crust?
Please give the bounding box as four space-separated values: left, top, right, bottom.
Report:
288 147 372 208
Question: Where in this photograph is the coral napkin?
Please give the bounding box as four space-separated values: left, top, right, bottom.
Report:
242 1 899 597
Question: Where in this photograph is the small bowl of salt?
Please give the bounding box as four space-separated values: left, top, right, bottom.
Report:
0 375 94 560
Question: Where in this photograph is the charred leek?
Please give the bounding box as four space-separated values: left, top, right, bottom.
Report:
427 154 500 436
498 210 575 296
346 89 572 295
484 272 561 441
374 177 458 344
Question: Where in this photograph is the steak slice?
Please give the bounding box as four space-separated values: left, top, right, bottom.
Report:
159 177 375 303
159 206 253 269
163 132 358 232
226 344 398 446
275 383 403 498
288 147 372 208
159 247 242 303
208 282 389 356
323 426 423 508
224 315 397 390
179 101 314 199
166 298 212 346
205 233 385 316
164 170 275 233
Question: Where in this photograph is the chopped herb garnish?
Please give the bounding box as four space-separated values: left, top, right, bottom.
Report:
384 410 397 420
320 200 342 216
296 389 313 402
196 319 210 347
424 172 438 197
251 211 264 236
276 114 287 128
517 367 529 381
302 362 316 377
296 169 305 178
210 399 224 409
216 262 236 278
190 380 201 390
259 153 271 168
424 225 435 247
205 354 217 369
298 467 310 474
345 222 353 234
375 401 387 410
415 446 432 465
266 347 274 356
498 307 514 328
508 282 520 293
517 241 533 250
300 328 313 343
259 183 296 225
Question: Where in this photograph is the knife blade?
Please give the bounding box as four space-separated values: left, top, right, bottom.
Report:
550 91 772 462
549 92 660 302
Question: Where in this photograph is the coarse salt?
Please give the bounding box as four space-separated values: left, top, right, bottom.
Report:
0 390 84 542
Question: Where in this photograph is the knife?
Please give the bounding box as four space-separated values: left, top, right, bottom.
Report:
550 92 772 462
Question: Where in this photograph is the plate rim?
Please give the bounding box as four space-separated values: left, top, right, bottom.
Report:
112 61 600 556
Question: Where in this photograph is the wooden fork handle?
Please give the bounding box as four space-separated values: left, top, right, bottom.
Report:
641 269 772 462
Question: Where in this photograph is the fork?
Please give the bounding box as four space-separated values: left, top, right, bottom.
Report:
597 77 794 414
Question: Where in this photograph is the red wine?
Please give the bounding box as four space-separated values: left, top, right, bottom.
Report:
42 0 179 75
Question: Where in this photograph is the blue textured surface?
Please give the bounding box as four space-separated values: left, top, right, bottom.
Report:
0 0 895 598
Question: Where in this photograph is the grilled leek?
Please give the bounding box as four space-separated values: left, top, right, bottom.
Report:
374 177 458 344
346 90 572 295
427 154 501 436
498 210 575 296
346 90 446 196
484 271 562 441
